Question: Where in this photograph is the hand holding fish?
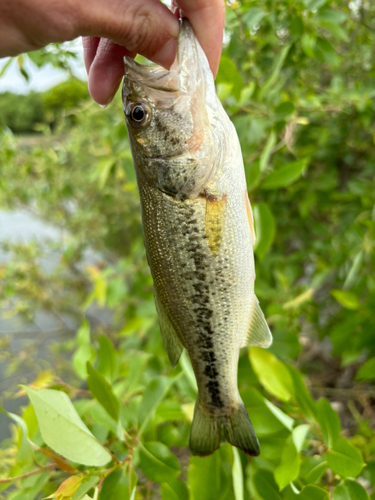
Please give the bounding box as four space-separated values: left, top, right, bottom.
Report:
0 0 224 105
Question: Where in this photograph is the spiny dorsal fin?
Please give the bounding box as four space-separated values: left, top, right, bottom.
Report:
154 292 184 367
242 296 273 348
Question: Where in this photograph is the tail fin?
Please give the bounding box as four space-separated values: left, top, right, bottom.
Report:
189 400 260 457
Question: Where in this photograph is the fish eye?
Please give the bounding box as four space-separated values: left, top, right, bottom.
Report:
128 102 150 128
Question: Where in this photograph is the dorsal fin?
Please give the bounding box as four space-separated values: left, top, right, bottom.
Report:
242 296 273 348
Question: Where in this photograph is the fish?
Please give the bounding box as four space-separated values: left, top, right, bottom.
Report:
122 19 272 457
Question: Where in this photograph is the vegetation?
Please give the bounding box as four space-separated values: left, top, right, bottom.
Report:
0 0 375 498
0 79 89 133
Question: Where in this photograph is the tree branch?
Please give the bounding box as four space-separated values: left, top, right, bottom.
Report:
0 463 56 484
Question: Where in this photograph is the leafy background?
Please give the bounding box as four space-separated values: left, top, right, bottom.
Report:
0 0 375 498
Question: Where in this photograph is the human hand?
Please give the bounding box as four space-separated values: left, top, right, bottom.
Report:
0 0 224 106
83 0 225 106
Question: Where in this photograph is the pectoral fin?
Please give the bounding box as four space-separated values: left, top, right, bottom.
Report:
154 292 184 367
242 296 273 348
245 192 256 246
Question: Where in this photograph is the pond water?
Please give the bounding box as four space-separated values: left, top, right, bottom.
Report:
0 210 76 441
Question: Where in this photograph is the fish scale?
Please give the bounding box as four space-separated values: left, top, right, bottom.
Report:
123 19 272 456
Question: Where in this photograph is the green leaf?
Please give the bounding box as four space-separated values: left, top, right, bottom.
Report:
333 479 369 500
261 159 308 189
71 476 100 500
316 398 341 447
98 465 137 500
315 37 340 66
232 448 244 500
264 399 294 431
274 435 300 490
343 251 363 289
253 469 283 500
299 485 329 500
301 457 327 484
72 321 95 380
249 347 294 401
0 408 34 464
356 357 375 381
327 438 364 478
139 442 180 483
138 375 175 433
275 102 295 119
216 56 243 100
161 479 189 500
97 158 114 189
45 475 82 499
259 45 291 99
98 467 123 500
180 350 198 394
0 57 13 78
24 387 112 466
245 161 261 191
242 387 294 436
87 362 120 421
253 202 276 259
189 448 233 500
292 424 310 452
97 335 118 383
259 131 277 173
303 0 327 10
286 365 319 421
331 289 361 310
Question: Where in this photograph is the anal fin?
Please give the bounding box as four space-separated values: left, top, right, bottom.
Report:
154 292 184 367
242 296 273 348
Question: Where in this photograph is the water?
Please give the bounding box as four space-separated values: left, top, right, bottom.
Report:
0 210 76 440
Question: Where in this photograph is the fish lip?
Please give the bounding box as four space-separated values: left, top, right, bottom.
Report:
123 19 199 93
123 57 180 93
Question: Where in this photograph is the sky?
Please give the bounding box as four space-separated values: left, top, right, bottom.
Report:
0 40 87 94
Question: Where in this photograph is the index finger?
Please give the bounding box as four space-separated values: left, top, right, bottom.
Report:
172 0 225 77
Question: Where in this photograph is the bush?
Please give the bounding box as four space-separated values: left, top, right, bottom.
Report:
0 92 44 134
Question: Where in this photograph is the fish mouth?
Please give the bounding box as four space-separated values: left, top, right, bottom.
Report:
123 19 205 95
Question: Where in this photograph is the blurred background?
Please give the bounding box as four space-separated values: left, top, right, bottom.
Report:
0 1 374 499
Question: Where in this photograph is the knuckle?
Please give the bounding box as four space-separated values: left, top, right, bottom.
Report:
122 6 154 53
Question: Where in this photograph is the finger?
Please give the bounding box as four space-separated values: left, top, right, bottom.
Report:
81 0 179 69
172 0 225 76
82 36 100 74
87 38 133 105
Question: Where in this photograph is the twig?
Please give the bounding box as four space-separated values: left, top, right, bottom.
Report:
0 463 56 484
311 386 375 398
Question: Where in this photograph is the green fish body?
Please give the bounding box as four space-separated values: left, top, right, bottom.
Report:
122 20 272 456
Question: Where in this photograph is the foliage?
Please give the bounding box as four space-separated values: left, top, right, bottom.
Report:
0 79 89 134
0 92 45 134
1 0 375 498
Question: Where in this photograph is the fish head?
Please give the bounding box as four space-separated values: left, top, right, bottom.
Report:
122 20 219 199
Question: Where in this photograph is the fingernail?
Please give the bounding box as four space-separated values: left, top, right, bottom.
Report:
98 90 118 109
153 38 178 69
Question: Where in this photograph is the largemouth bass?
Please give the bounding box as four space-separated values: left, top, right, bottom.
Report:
122 20 272 457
